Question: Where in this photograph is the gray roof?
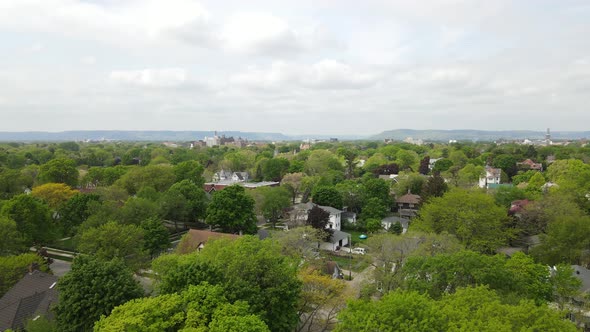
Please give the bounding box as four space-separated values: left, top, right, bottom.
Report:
329 230 350 243
0 271 59 331
293 202 342 215
572 265 590 293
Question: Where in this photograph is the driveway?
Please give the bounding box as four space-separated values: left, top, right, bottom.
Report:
50 259 72 277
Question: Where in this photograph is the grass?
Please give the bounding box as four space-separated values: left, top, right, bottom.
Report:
49 237 77 252
326 252 370 273
343 229 370 247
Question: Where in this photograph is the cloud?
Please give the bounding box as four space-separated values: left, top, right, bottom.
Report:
110 68 188 87
230 60 378 90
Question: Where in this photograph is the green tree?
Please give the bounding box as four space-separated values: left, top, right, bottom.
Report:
394 172 425 196
0 253 48 296
365 218 383 233
141 217 171 258
281 172 304 204
457 164 485 187
57 193 101 236
363 178 391 206
152 236 301 332
337 148 358 179
0 217 25 255
396 150 418 170
173 160 205 186
421 172 448 201
335 290 445 331
531 215 590 266
77 221 147 269
432 158 453 173
262 158 290 182
206 185 257 234
115 165 176 195
492 154 518 179
55 256 143 332
312 186 343 209
1 194 56 246
304 150 343 176
415 189 512 253
256 186 291 228
38 158 79 187
551 264 582 310
161 180 208 223
389 222 403 235
336 286 578 331
94 284 269 332
118 197 161 225
360 197 388 220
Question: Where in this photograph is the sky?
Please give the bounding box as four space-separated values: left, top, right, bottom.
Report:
1 0 589 136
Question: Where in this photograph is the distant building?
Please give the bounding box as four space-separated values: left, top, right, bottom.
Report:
395 191 421 219
479 166 502 188
403 137 424 146
517 159 543 171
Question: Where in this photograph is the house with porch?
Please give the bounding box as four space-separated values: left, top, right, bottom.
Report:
479 166 502 188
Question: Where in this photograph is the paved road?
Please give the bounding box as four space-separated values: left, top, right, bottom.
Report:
50 259 72 277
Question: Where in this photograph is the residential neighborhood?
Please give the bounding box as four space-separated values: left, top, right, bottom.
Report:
1 137 590 331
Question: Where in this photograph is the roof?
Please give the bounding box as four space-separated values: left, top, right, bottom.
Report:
0 271 59 331
485 166 502 177
177 229 243 254
293 202 342 215
396 193 421 205
572 265 590 293
329 230 350 243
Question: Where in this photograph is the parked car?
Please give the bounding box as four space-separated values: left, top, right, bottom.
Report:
352 247 366 255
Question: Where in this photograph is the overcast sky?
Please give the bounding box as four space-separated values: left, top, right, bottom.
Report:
1 0 589 135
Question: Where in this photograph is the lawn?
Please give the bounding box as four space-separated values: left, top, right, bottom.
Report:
326 252 370 273
343 229 371 247
50 237 77 252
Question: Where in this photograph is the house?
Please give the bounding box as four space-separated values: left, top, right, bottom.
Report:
517 159 543 171
428 158 442 171
341 211 357 225
0 269 58 331
478 166 502 188
289 202 343 231
176 229 241 253
381 216 409 233
395 191 421 219
212 169 233 182
509 199 531 217
320 230 350 252
231 172 249 182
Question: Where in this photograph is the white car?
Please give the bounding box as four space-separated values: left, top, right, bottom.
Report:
351 247 366 255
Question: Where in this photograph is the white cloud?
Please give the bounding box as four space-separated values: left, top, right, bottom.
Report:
110 68 188 87
230 60 378 90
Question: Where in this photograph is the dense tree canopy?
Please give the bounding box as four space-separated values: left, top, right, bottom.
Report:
415 189 512 253
55 256 143 332
152 236 301 332
336 286 577 332
38 158 79 187
206 185 257 234
1 194 56 246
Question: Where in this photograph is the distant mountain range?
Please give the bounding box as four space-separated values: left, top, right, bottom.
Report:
371 129 590 141
0 129 588 142
0 131 292 142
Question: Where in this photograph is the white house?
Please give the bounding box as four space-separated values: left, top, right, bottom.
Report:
289 203 342 231
479 166 502 188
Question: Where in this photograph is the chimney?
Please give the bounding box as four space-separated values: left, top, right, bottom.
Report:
29 262 40 274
